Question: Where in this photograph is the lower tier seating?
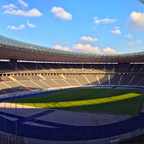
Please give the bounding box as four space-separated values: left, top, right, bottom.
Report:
0 74 144 94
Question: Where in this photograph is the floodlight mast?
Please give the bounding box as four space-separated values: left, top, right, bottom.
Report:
138 0 144 4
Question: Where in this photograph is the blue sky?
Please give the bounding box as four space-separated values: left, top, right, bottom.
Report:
0 0 144 54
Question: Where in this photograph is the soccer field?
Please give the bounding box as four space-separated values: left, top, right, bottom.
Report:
9 88 144 115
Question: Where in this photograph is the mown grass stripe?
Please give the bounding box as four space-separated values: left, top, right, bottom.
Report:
18 93 140 108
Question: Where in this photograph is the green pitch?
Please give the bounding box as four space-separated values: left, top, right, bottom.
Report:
9 88 144 115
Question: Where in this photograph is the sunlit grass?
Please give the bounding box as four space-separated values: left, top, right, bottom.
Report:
16 93 140 108
9 88 144 115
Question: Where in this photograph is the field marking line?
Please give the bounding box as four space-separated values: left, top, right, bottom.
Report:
135 90 144 114
101 105 110 113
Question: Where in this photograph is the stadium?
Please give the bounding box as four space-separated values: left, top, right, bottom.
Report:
1 0 144 144
0 33 144 143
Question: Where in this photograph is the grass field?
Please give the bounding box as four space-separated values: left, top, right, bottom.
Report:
9 88 144 115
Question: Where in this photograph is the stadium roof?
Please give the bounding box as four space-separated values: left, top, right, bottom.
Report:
138 0 144 4
0 35 144 63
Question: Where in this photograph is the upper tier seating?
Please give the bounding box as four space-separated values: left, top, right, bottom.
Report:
0 62 16 72
69 64 83 73
82 64 93 73
1 62 144 73
17 63 44 73
60 64 73 73
48 64 64 73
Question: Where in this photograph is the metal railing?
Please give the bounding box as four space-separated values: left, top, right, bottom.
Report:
0 133 24 144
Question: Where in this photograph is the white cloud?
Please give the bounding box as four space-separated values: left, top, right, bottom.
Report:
126 12 144 31
93 17 117 24
72 44 100 53
54 45 69 51
51 6 72 20
7 24 25 30
18 0 28 7
3 8 42 17
114 26 120 29
125 34 133 38
136 40 141 43
80 36 98 43
27 20 36 27
111 29 121 35
127 40 141 46
2 3 17 9
103 47 119 54
127 42 135 46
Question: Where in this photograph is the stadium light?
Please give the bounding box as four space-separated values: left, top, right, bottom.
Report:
138 0 144 4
